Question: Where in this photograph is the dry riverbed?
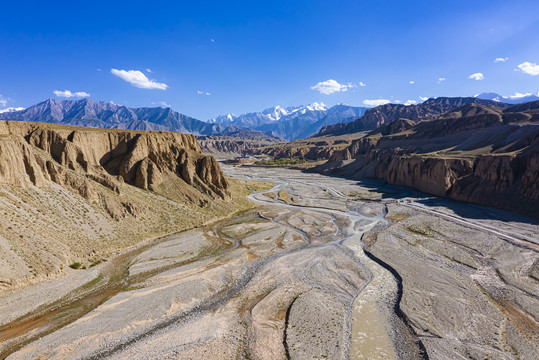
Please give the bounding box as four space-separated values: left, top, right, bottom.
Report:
1 165 538 359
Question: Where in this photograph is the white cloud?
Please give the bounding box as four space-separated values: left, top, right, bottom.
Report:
516 62 539 76
494 57 508 63
409 80 415 84
0 95 24 113
145 68 152 73
152 101 170 107
404 100 417 105
359 81 366 87
363 99 390 106
197 90 211 96
96 68 102 72
419 96 429 101
468 72 485 80
53 90 90 98
437 77 446 84
311 79 353 95
394 100 401 103
110 69 168 90
0 107 25 113
211 38 215 43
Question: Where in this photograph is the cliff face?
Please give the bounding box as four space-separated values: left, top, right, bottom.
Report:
0 121 229 201
0 121 238 289
317 103 539 217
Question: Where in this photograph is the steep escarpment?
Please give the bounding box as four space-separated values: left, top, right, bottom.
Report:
0 121 229 200
0 121 242 289
316 103 539 216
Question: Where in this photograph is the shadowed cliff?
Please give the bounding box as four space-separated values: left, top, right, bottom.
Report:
314 102 539 217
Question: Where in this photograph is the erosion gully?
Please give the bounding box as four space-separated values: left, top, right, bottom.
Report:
1 165 419 359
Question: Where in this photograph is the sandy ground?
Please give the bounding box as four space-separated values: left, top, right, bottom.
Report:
1 165 538 359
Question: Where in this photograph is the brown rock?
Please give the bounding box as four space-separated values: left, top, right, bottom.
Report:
0 120 230 202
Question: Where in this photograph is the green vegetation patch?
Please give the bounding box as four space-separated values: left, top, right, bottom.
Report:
255 157 316 166
69 262 82 270
405 224 433 237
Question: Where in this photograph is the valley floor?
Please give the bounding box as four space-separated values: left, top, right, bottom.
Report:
1 166 538 359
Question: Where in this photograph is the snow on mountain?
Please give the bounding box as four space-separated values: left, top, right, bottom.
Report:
475 92 539 104
261 105 289 121
207 103 366 140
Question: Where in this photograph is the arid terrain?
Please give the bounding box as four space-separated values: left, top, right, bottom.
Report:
1 165 537 359
3 2 539 359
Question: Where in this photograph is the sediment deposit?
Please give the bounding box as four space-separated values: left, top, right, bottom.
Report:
1 166 537 359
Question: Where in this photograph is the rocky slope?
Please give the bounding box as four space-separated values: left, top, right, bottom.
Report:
318 97 511 136
0 121 249 289
315 102 539 217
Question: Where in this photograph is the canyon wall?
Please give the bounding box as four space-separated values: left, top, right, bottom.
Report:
0 121 236 289
0 121 229 200
317 112 539 217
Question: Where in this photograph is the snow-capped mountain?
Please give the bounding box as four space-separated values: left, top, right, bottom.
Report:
475 92 539 104
208 103 366 140
209 103 328 127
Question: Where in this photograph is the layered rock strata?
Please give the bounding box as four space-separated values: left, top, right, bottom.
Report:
0 121 229 200
316 103 539 217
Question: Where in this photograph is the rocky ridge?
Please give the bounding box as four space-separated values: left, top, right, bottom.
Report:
316 102 539 217
0 121 229 201
318 97 511 136
196 133 283 158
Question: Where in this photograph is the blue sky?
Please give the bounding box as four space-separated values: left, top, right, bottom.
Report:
1 0 539 119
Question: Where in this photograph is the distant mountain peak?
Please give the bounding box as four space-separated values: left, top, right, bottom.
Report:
207 103 367 140
261 105 288 121
475 92 539 104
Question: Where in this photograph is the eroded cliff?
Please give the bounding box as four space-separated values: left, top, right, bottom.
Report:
0 121 229 201
316 104 539 217
0 121 239 289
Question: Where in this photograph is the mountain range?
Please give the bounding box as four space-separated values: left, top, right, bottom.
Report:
2 94 537 143
0 98 280 139
0 99 364 142
208 103 368 140
317 97 512 136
